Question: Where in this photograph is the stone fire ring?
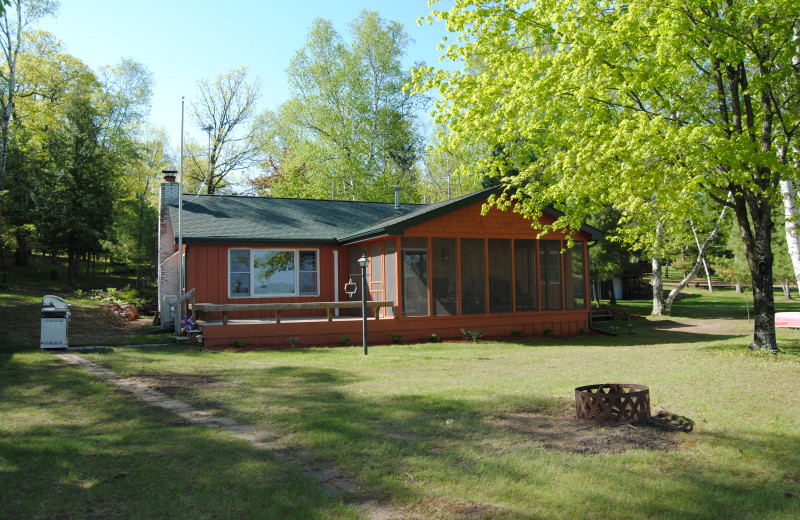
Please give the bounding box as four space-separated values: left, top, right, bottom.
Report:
575 383 651 425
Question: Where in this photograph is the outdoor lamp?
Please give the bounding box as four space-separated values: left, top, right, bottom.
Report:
358 254 369 355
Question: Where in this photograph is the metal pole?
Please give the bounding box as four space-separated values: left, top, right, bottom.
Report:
360 255 368 355
178 97 184 301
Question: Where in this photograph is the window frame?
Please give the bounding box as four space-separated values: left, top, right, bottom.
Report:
228 248 320 299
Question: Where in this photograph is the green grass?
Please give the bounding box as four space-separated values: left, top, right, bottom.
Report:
2 289 800 518
616 286 798 320
0 352 357 519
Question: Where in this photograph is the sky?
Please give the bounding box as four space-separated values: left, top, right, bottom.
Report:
37 0 454 148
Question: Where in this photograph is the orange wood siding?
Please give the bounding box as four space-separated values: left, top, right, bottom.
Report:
186 244 346 320
403 201 592 242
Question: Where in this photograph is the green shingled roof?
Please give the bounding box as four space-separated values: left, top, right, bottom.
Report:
168 188 604 245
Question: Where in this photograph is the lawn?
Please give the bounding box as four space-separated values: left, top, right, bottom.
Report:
2 288 800 519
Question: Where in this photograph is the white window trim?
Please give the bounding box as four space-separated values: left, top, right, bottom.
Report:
228 248 319 299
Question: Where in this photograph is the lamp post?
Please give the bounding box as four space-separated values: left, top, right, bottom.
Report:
358 254 369 355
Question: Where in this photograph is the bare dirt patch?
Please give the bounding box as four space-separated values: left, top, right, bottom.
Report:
0 291 157 348
483 407 693 455
125 372 233 392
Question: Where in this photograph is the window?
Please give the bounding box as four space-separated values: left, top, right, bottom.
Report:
229 249 318 298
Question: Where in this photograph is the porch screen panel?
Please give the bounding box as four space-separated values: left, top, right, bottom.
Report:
229 249 251 297
371 244 382 284
539 240 562 310
349 245 369 302
384 239 396 317
401 237 429 317
460 238 486 314
565 241 585 309
514 240 538 311
432 238 457 315
488 239 512 313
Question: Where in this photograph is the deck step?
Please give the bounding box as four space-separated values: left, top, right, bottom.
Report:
591 310 614 321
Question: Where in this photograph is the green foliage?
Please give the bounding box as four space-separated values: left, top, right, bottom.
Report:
461 328 485 341
511 329 523 337
286 337 298 347
427 332 441 343
387 332 403 344
251 10 424 202
340 336 351 346
542 328 553 336
414 0 799 350
232 339 245 349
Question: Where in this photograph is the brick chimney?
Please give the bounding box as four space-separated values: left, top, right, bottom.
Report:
160 170 179 207
157 170 180 322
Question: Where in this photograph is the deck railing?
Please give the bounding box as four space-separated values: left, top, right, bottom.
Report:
193 301 394 325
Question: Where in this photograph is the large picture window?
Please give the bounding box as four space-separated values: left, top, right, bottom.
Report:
229 249 318 298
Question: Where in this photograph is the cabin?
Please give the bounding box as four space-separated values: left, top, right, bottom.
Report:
157 175 603 347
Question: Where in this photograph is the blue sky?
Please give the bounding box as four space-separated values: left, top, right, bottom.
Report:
38 0 453 148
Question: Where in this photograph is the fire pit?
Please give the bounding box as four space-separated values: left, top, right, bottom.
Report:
575 384 650 425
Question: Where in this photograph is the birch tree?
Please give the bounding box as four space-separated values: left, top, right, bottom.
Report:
0 0 57 191
257 10 423 202
412 0 800 351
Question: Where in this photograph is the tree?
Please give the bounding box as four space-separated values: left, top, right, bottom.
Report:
413 0 800 351
418 128 483 203
5 29 88 265
254 10 424 202
36 77 117 285
190 66 261 194
0 0 58 191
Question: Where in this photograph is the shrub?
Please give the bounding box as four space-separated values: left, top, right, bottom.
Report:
542 327 553 336
73 289 85 299
428 333 441 343
511 329 523 337
577 327 586 335
286 337 298 347
388 333 403 344
461 328 485 341
232 339 245 348
340 336 351 346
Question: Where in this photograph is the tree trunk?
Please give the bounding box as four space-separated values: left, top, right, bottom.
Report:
0 240 6 284
779 176 800 298
608 281 617 305
651 221 665 315
735 280 742 293
733 195 778 351
663 205 728 315
691 220 714 293
67 250 80 286
652 254 664 315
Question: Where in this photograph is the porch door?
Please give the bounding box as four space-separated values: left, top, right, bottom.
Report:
402 248 429 317
370 243 385 317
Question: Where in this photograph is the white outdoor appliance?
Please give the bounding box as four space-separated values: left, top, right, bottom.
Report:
40 295 71 349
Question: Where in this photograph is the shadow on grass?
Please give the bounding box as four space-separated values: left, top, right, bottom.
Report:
115 358 800 519
0 353 358 520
